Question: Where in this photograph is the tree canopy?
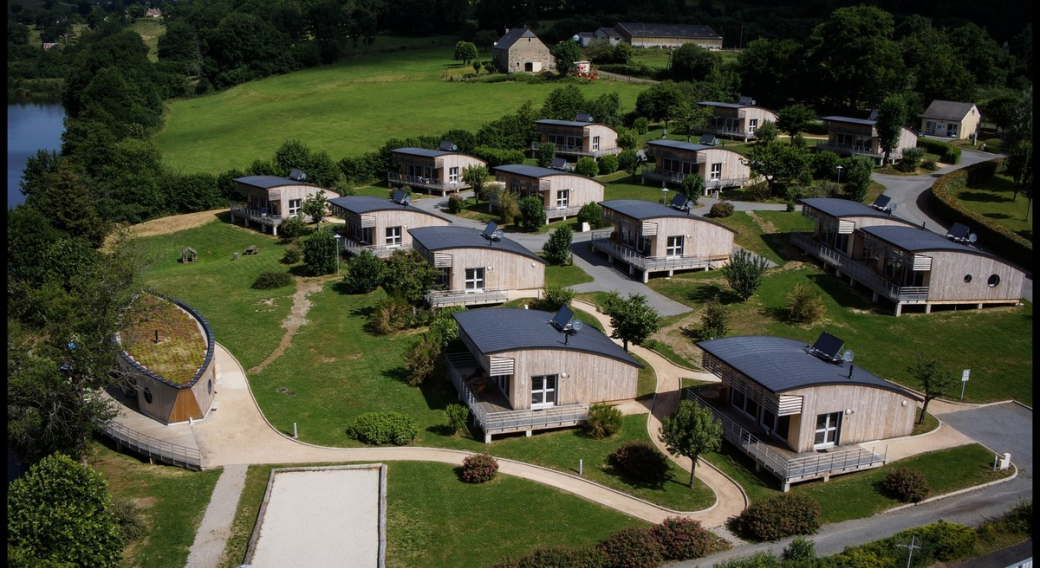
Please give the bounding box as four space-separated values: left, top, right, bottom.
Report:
599 292 661 351
659 400 723 487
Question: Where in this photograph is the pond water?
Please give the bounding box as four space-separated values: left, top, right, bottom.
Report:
7 101 66 210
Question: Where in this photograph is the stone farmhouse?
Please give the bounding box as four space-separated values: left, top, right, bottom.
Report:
492 27 555 74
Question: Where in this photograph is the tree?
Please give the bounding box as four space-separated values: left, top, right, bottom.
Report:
670 43 718 81
462 164 491 203
474 29 498 52
302 189 329 228
722 248 770 301
842 156 874 202
777 104 816 140
618 148 642 176
1003 140 1033 206
599 292 661 351
541 85 587 121
453 41 478 65
671 98 712 142
680 174 704 205
8 453 125 567
700 295 727 340
659 400 722 487
635 81 683 125
536 141 556 168
907 355 957 424
344 249 384 293
552 40 582 75
876 94 908 166
382 249 441 305
590 92 623 128
574 156 598 177
301 227 338 275
542 226 573 265
744 141 812 199
737 38 806 108
518 195 547 232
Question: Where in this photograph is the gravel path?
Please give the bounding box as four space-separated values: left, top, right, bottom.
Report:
184 464 248 568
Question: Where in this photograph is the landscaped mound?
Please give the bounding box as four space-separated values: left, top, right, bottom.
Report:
120 293 207 385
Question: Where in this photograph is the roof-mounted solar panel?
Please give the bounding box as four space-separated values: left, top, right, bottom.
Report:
551 157 568 169
574 113 593 122
699 134 717 145
737 96 754 105
670 193 690 210
550 305 574 331
947 222 970 241
871 195 891 210
867 109 879 121
810 332 844 363
288 168 304 181
481 221 498 240
391 189 407 203
438 140 458 152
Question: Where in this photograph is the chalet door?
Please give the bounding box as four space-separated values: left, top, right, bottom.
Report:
814 412 842 449
531 375 557 409
360 227 374 245
465 268 485 292
666 236 684 259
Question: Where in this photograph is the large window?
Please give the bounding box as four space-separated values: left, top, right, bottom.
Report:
710 163 722 181
666 235 684 258
449 167 459 183
814 412 842 448
592 136 600 151
531 374 557 409
749 118 758 133
556 189 570 208
465 268 485 292
288 198 302 216
386 226 402 247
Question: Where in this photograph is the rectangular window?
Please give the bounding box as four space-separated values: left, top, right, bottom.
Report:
491 375 511 396
449 167 459 183
731 389 745 409
567 136 582 149
682 161 697 175
814 412 842 448
710 163 722 181
592 136 600 151
386 226 402 247
288 199 302 216
531 374 558 409
556 189 570 208
465 268 485 292
749 118 758 133
666 236 684 258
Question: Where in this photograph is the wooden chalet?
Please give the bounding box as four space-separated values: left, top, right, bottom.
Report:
532 115 621 159
409 224 547 307
230 172 338 237
690 332 921 490
643 140 753 192
697 98 778 142
592 198 736 282
791 197 1025 315
387 144 487 195
492 164 605 221
329 193 451 258
815 115 918 164
446 307 643 442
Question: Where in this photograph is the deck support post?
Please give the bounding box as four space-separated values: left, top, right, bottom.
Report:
525 429 532 438
272 225 278 237
484 433 491 444
668 269 674 277
894 303 902 317
780 480 790 492
872 291 879 303
642 270 649 283
977 303 984 310
924 304 932 314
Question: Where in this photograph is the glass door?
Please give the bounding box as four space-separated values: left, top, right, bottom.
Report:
814 412 842 449
531 375 557 409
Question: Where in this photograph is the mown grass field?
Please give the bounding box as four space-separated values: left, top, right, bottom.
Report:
954 174 1033 242
154 44 650 175
127 18 165 62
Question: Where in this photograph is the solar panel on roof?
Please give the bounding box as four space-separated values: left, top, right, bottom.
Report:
810 332 844 363
481 221 498 240
947 222 970 241
699 134 717 145
551 157 568 169
867 109 879 120
288 168 304 181
438 140 458 152
872 195 891 210
550 305 574 331
392 189 407 203
738 96 754 105
670 193 689 210
574 113 593 122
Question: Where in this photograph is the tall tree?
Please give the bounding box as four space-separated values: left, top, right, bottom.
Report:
721 248 770 301
743 140 811 199
536 141 556 168
302 189 329 228
907 355 957 424
453 41 479 65
462 164 491 203
301 226 337 275
551 40 582 75
382 249 442 305
670 43 718 82
776 104 817 141
659 400 722 488
541 85 587 120
599 292 661 351
876 94 908 166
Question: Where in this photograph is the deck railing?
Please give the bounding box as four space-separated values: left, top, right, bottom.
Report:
790 232 929 302
812 140 884 158
340 238 404 258
99 420 202 471
230 207 285 226
685 388 886 488
590 232 719 272
546 205 583 219
531 141 621 157
387 172 464 192
426 287 510 307
641 170 748 190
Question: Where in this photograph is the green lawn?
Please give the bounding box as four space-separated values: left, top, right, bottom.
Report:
954 174 1033 242
708 210 815 265
154 44 650 175
127 18 165 62
218 461 647 568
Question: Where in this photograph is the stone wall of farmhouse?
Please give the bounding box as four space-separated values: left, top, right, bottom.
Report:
503 39 555 73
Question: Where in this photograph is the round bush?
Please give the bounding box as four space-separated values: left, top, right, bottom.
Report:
281 243 302 264
709 201 735 218
651 517 724 560
460 452 499 483
609 441 669 482
279 215 308 240
346 411 418 445
598 527 664 568
252 271 293 290
447 194 466 214
577 202 603 227
598 154 619 175
882 467 930 503
583 403 622 439
734 493 822 542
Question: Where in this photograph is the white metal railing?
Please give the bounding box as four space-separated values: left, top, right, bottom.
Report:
388 172 465 192
686 388 886 486
590 232 720 272
641 170 748 190
445 353 588 436
340 237 404 258
812 140 883 158
426 287 509 307
100 420 202 470
546 205 583 219
230 207 285 226
790 232 929 302
699 125 756 139
531 141 621 157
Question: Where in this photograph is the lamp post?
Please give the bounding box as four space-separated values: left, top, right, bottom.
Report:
835 165 843 187
662 186 668 205
333 233 342 275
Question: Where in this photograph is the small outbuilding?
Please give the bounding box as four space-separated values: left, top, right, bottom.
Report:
920 100 982 140
180 247 198 263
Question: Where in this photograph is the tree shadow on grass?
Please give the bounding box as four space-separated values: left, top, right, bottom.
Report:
959 191 1010 203
686 283 742 305
805 273 890 314
983 212 1012 220
761 232 806 263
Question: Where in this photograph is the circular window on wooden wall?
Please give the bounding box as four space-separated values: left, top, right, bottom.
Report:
988 274 1001 287
964 274 972 283
143 387 153 404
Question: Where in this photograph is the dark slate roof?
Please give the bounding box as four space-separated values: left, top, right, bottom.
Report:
596 27 622 38
453 309 642 367
408 226 546 264
393 147 452 158
921 100 978 122
820 116 876 126
698 101 759 110
328 195 451 221
646 140 715 152
493 164 583 179
860 225 1003 260
617 23 721 40
799 198 918 224
600 199 736 232
496 27 539 50
535 119 590 128
698 336 919 398
234 175 320 189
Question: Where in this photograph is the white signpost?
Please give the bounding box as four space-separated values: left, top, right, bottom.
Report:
961 369 970 400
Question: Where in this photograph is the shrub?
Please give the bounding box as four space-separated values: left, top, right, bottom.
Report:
575 156 599 177
700 295 727 340
598 527 664 568
371 294 409 335
533 285 575 311
110 498 146 543
577 202 603 228
445 403 470 435
427 306 465 347
905 520 976 562
491 546 607 568
786 201 796 212
651 517 724 560
713 551 783 568
542 226 573 265
301 228 338 275
609 441 669 482
882 467 930 503
787 283 825 324
583 403 622 439
447 194 465 213
460 452 498 483
518 196 548 231
811 150 842 180
279 215 308 240
782 536 816 561
898 147 926 172
281 242 302 264
252 271 293 290
709 201 734 218
921 160 938 171
742 182 771 202
633 117 649 134
722 248 770 302
734 493 822 541
598 154 619 175
347 411 418 445
495 190 520 224
917 138 961 164
343 249 384 294
404 334 440 386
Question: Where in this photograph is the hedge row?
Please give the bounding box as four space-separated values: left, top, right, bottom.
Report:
927 158 1032 272
917 138 961 164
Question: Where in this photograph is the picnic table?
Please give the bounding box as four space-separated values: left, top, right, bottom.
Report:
244 245 258 255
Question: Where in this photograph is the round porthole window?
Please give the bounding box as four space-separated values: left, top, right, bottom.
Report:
143 387 153 404
988 274 1000 287
964 274 972 283
208 379 213 394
